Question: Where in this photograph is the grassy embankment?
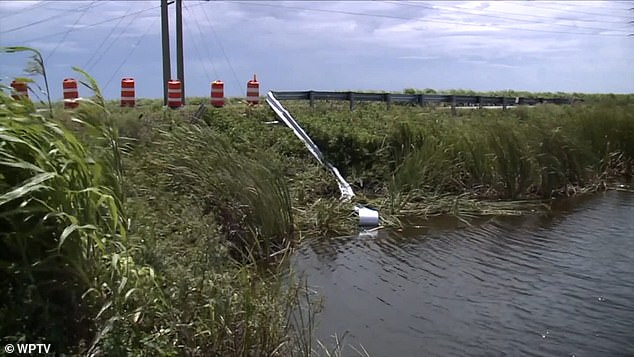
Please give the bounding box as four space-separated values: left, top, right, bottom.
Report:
1 47 332 357
2 46 633 355
139 93 631 226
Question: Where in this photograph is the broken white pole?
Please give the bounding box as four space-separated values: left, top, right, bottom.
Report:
266 91 379 227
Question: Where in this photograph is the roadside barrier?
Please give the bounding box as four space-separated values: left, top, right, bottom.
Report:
121 78 135 107
10 80 28 100
63 78 79 109
246 74 259 104
211 80 224 107
167 79 182 108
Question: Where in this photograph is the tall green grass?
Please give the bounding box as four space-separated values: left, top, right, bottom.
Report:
117 97 631 221
0 67 148 352
237 99 629 221
148 123 295 262
1 55 324 355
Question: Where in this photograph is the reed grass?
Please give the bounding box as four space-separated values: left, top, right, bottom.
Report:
146 123 294 262
114 95 631 224
0 67 144 352
1 57 324 355
280 99 632 213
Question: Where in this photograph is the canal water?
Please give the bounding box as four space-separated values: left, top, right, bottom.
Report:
294 191 634 356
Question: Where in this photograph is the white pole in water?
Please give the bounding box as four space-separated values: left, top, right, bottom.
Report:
357 206 380 227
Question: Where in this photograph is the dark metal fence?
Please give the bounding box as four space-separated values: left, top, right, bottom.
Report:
270 90 580 112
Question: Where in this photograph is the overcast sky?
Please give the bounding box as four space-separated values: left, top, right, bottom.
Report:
1 1 632 100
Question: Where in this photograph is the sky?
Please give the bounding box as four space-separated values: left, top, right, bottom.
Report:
1 1 632 101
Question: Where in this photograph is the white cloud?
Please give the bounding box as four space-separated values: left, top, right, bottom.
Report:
0 1 41 12
398 56 441 60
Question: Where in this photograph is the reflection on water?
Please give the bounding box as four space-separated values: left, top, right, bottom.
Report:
294 191 634 356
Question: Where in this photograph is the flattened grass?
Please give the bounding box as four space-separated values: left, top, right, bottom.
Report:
116 96 632 225
278 99 633 216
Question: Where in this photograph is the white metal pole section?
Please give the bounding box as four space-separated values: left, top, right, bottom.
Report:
176 0 185 105
265 91 380 227
266 92 353 200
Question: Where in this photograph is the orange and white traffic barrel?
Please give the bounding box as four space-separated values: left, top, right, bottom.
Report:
63 78 79 109
246 74 259 104
210 80 224 107
10 80 28 100
167 79 182 108
121 77 135 107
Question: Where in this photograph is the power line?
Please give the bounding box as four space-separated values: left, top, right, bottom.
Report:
184 4 217 82
233 1 630 37
389 1 629 32
514 2 632 20
19 4 161 43
86 14 138 72
104 16 160 91
184 16 214 83
2 1 51 19
3 2 99 34
83 5 134 70
201 3 242 95
45 1 99 61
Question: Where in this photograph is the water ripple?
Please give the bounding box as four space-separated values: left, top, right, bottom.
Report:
295 192 634 356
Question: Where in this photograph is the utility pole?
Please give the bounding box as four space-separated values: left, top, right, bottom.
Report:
160 0 171 106
175 0 185 104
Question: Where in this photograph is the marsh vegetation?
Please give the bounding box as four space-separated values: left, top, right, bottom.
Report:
1 46 632 355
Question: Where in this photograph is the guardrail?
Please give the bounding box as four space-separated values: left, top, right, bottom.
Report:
270 90 580 112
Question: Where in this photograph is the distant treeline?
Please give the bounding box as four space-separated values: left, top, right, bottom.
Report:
311 88 632 104
400 88 633 103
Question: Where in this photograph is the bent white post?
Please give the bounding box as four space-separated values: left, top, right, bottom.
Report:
266 92 379 227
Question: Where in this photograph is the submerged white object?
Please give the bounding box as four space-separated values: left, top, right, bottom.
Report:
359 228 379 239
357 206 380 227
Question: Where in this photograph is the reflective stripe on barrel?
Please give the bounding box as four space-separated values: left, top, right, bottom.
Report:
63 78 79 109
121 77 135 107
167 80 182 108
210 80 224 107
246 74 259 104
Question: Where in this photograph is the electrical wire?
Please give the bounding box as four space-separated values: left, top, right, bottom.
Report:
87 2 207 75
3 1 99 34
86 14 138 72
184 25 213 85
201 3 242 95
19 4 161 43
388 1 629 32
45 1 99 61
103 16 160 91
184 4 217 83
2 1 51 19
514 1 632 20
83 5 134 70
188 4 220 79
232 1 630 37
